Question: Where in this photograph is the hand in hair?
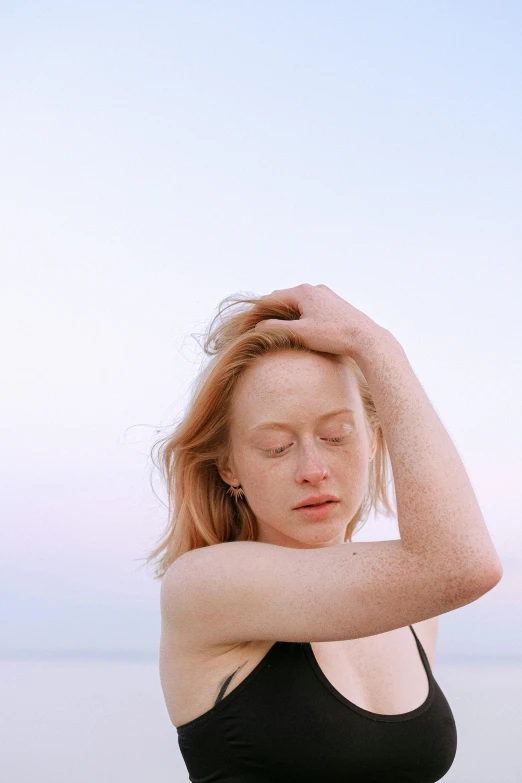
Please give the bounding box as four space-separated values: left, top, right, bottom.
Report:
253 283 389 360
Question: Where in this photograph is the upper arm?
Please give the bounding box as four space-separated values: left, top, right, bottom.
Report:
162 539 496 648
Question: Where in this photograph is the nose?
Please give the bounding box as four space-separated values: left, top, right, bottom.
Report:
294 443 329 484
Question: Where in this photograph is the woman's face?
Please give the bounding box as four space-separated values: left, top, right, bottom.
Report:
218 350 376 549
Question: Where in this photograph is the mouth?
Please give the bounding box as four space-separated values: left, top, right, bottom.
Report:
300 500 336 508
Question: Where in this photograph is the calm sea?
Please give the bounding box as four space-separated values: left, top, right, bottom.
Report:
1 657 521 782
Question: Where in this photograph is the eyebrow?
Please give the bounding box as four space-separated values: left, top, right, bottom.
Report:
249 407 356 432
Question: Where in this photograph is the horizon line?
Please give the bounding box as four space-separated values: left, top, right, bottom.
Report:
1 649 522 665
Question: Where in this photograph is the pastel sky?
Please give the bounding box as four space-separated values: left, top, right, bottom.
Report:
1 1 521 658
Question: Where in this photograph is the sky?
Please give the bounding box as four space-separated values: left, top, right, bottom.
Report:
1 1 521 658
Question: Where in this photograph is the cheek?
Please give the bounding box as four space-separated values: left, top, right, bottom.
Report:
240 457 272 488
335 450 369 483
242 462 289 507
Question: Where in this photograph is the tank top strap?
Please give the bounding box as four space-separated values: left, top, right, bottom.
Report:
408 624 434 678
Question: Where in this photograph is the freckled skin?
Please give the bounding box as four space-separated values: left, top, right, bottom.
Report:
217 351 376 550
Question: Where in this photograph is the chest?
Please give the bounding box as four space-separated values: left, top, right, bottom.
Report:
161 623 435 729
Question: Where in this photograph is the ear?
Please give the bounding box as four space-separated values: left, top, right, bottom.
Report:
215 456 236 486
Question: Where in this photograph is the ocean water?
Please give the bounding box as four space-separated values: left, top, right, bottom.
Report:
1 658 521 782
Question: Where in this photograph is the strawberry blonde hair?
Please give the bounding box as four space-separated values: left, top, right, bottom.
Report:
143 292 396 579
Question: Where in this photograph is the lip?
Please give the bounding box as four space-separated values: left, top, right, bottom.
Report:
295 500 339 520
294 494 339 509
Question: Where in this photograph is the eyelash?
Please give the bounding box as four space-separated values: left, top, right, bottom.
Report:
266 436 345 456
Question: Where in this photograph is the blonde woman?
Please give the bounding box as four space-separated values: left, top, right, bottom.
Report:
148 283 502 782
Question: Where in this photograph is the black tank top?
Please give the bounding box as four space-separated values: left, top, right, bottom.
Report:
176 625 457 782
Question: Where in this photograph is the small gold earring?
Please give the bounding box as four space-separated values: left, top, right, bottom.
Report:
227 483 245 502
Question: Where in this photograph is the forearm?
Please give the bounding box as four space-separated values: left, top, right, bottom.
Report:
349 327 503 580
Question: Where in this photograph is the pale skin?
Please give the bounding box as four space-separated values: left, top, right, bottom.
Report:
159 285 454 728
218 350 377 550
215 349 438 710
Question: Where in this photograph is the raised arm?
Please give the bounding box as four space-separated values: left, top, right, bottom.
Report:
348 325 503 584
162 285 502 648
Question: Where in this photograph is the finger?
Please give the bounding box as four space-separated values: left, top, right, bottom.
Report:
258 289 304 311
254 318 295 330
260 283 310 301
254 318 279 328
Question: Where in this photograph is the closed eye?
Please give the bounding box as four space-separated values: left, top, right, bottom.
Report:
266 436 345 456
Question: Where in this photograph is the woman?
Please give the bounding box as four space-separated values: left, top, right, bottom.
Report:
147 283 502 782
